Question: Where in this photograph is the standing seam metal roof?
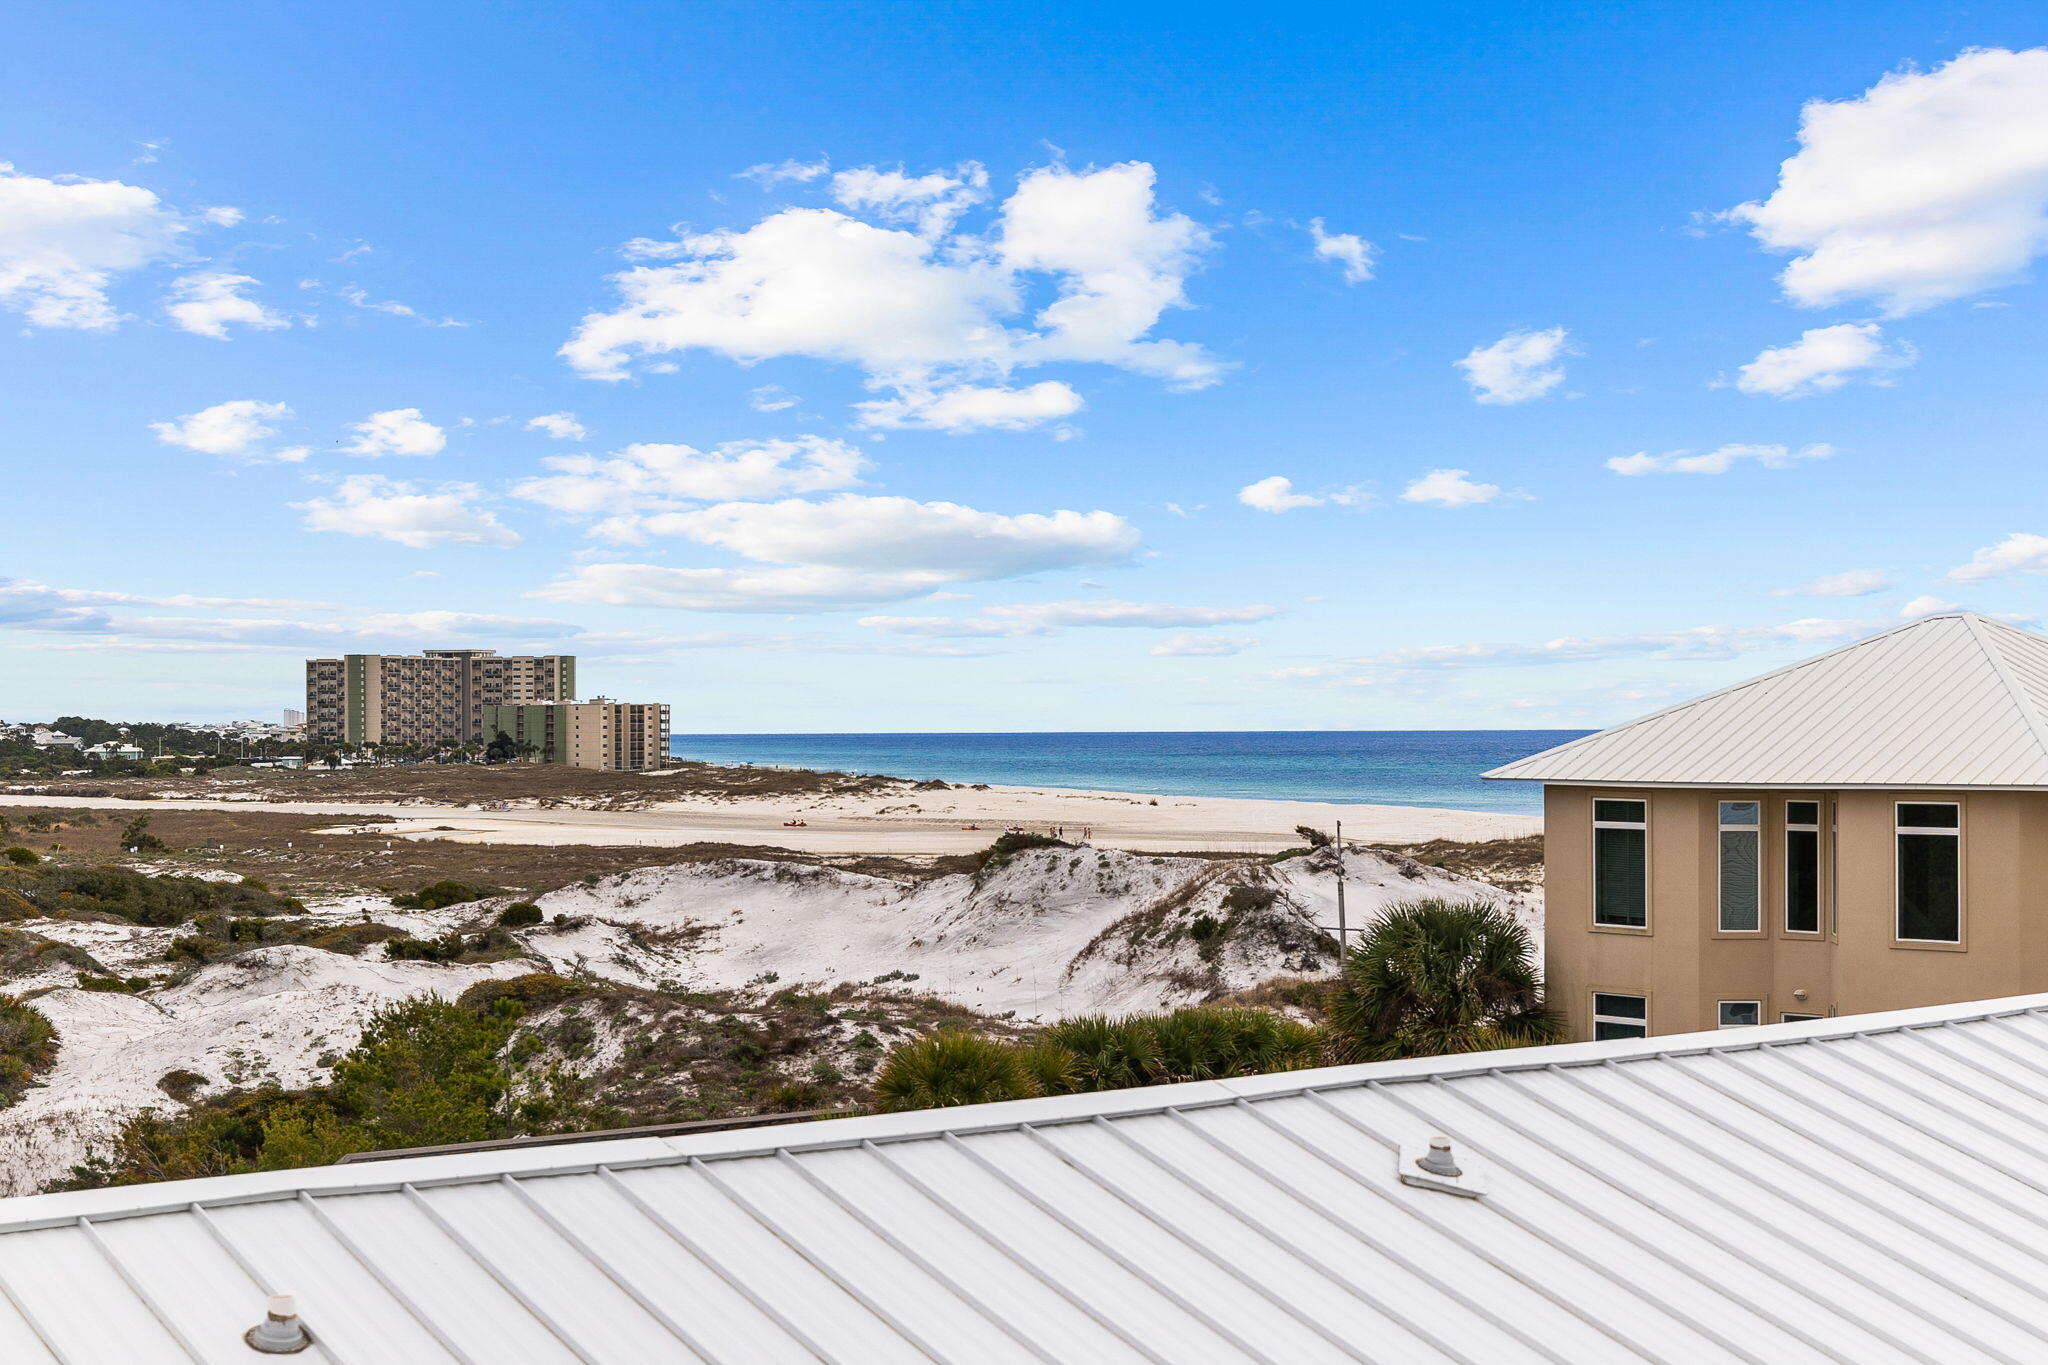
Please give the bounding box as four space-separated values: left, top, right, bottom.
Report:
1482 613 2048 788
8 993 2048 1361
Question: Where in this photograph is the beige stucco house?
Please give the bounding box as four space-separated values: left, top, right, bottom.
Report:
1485 612 2048 1040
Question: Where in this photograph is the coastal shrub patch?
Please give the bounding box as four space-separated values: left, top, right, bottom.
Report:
973 831 1070 876
873 1029 1036 1111
118 814 166 853
156 1069 207 1102
77 972 154 993
2 848 37 867
497 902 544 927
384 927 523 963
0 995 56 1107
0 864 302 927
391 880 502 910
1325 898 1562 1063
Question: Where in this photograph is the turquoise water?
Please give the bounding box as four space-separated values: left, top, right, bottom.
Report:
668 731 1579 814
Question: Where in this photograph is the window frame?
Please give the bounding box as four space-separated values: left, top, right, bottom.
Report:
1717 1000 1762 1029
1895 800 1963 946
1591 991 1649 1041
1780 1012 1823 1023
1591 797 1650 931
1783 799 1823 936
1715 799 1764 935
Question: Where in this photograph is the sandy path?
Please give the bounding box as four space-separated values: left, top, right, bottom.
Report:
0 782 1538 854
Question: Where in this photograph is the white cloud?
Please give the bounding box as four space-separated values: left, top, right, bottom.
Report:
1401 468 1505 507
1307 218 1376 283
639 494 1139 580
1735 323 1915 397
149 399 298 460
563 161 1223 421
1773 568 1893 597
1945 532 2048 583
536 564 946 613
345 408 446 458
855 380 1083 432
0 162 188 329
1151 633 1261 657
295 475 519 549
333 286 465 327
525 412 587 441
749 384 799 412
1238 476 1321 513
864 600 1279 638
162 272 287 339
1899 594 1962 617
200 206 244 227
513 435 867 519
1454 326 1576 404
830 163 988 236
737 157 830 188
1607 442 1835 475
1727 48 2048 313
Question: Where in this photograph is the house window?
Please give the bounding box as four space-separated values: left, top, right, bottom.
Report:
1780 1012 1823 1023
1592 993 1648 1040
1785 800 1821 934
1593 799 1648 927
1896 802 1961 943
1718 801 1761 932
1718 1000 1761 1028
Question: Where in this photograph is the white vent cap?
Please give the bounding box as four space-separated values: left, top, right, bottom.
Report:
246 1293 310 1354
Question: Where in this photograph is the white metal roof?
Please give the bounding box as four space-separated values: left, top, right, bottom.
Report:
10 995 2048 1362
1483 612 2048 789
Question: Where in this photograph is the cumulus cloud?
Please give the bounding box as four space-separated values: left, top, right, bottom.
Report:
513 435 867 520
1400 468 1506 507
1236 476 1367 513
863 599 1281 637
1734 323 1915 397
830 162 988 236
162 272 287 339
295 475 519 549
1773 568 1893 597
345 408 446 458
149 399 301 461
525 412 588 441
535 564 948 613
1607 442 1835 475
0 162 192 329
1945 532 2048 583
639 495 1139 580
1455 326 1576 403
1307 218 1376 283
855 380 1083 432
1727 48 2048 314
1150 633 1261 657
562 160 1223 424
1899 594 1962 618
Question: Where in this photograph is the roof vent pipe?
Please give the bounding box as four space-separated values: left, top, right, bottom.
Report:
245 1294 311 1354
1415 1136 1462 1178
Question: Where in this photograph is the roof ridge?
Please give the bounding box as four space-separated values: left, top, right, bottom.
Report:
1962 614 2048 762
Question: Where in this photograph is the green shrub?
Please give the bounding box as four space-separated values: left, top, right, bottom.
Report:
1326 898 1563 1063
497 902 544 928
0 864 300 926
1037 1014 1160 1092
1 848 37 868
873 1030 1036 1112
0 995 56 1106
390 880 501 910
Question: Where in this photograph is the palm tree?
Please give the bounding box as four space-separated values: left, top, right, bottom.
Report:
1036 1015 1162 1092
873 1030 1036 1112
1148 1006 1323 1081
1326 898 1563 1063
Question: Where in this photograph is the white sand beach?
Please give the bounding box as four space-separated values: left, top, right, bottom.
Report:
0 780 1538 854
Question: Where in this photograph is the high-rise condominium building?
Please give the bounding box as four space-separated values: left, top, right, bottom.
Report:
481 703 667 769
480 698 671 771
305 651 576 747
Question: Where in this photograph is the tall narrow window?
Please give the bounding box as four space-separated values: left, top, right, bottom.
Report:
1718 800 1761 932
1593 799 1648 927
1897 802 1961 943
1593 993 1648 1040
1785 800 1821 934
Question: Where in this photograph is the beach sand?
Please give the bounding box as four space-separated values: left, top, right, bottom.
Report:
0 780 1538 854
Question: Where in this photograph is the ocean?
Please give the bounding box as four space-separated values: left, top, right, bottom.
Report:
667 731 1583 814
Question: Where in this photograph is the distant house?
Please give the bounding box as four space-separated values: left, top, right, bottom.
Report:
1487 612 2048 1039
29 729 82 749
83 741 144 762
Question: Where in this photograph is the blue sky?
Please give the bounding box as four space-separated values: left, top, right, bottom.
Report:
5 2 2048 730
